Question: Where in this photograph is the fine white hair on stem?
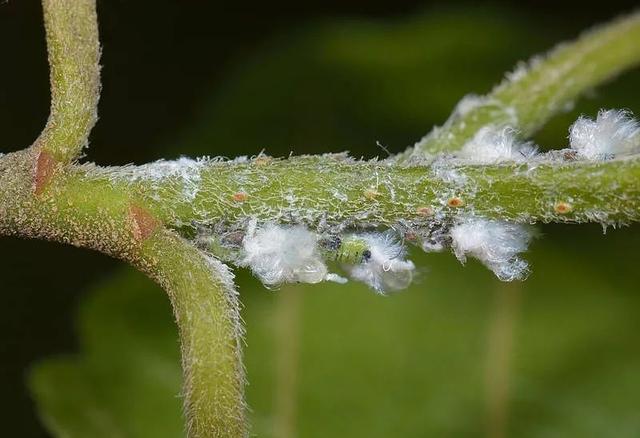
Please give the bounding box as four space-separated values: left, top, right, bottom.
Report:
239 221 330 287
458 126 538 164
569 109 640 160
345 231 415 294
450 218 534 281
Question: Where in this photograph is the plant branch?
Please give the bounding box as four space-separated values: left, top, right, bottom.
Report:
3 153 637 240
3 1 247 435
121 156 640 228
0 149 247 437
35 0 101 164
399 11 640 160
136 231 246 438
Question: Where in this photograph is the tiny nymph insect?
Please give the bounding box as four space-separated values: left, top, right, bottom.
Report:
319 235 372 264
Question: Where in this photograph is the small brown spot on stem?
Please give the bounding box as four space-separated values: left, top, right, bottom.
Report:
129 204 160 241
417 206 434 217
447 197 464 208
562 150 578 161
363 188 381 200
233 192 248 202
253 156 272 166
34 150 56 195
554 201 573 214
405 231 418 241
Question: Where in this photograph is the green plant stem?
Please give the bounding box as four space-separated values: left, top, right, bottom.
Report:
24 1 249 435
36 0 101 163
138 231 246 438
133 156 640 227
485 282 521 438
399 11 640 160
273 287 301 438
0 149 247 437
2 152 639 241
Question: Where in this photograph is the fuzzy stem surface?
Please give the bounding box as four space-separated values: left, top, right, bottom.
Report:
400 11 640 160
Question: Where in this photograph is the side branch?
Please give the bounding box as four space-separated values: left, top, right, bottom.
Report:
401 11 640 160
35 0 101 164
135 232 246 438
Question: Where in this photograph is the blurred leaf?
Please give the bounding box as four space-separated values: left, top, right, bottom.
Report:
29 270 183 438
176 8 555 159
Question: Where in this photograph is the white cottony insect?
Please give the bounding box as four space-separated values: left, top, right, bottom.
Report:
450 218 533 281
240 221 330 287
458 126 538 164
569 109 640 160
345 231 415 293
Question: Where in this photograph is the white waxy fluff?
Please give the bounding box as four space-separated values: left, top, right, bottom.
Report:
240 221 329 287
569 109 640 160
453 94 486 117
450 218 533 281
458 126 537 164
122 156 205 201
345 232 415 293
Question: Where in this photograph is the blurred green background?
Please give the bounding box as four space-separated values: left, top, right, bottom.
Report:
1 1 640 437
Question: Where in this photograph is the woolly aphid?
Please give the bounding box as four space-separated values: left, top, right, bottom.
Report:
569 109 640 160
450 218 533 281
420 226 449 253
458 126 538 164
239 221 331 288
239 222 414 293
344 231 416 293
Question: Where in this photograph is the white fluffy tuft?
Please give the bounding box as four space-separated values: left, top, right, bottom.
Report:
569 109 640 160
453 94 486 117
450 218 533 281
345 232 415 293
458 126 537 164
240 221 329 287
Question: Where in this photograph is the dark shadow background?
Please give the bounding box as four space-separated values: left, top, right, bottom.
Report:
1 1 639 436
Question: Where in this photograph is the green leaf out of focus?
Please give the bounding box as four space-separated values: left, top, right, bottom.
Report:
29 270 184 438
29 6 640 438
177 7 552 158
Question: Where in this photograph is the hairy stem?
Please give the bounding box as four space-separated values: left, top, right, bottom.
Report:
36 0 101 164
400 11 640 160
125 156 640 227
0 149 247 437
15 1 249 435
3 153 637 237
137 231 246 437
